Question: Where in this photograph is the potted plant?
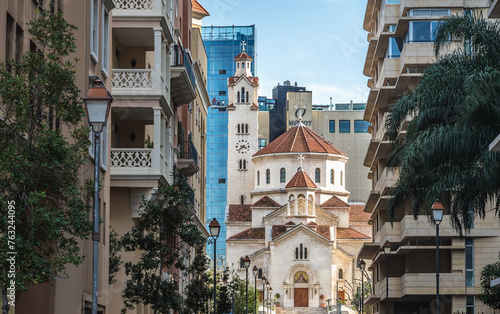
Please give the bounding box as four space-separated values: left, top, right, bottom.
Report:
274 293 281 307
320 294 326 307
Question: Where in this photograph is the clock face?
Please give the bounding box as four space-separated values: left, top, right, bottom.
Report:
235 139 250 154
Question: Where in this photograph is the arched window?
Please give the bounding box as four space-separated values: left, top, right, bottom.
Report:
300 244 303 259
257 171 260 185
330 169 334 184
304 247 308 259
341 171 343 186
237 124 241 134
237 63 239 69
339 269 344 279
245 124 248 134
246 91 249 102
241 87 246 102
258 268 263 279
242 62 245 68
266 169 270 184
280 168 286 183
240 195 245 204
237 91 240 103
295 247 299 259
315 168 321 183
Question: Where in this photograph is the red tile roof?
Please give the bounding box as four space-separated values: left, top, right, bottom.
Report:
227 205 251 221
229 228 265 240
349 204 371 222
285 221 296 225
253 125 346 157
272 225 288 239
337 228 370 239
307 221 318 226
250 103 259 110
316 225 331 239
191 0 209 16
228 76 259 86
321 196 350 208
285 170 317 188
227 104 236 110
252 196 281 208
234 52 252 60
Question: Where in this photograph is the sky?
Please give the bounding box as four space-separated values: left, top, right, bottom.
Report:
199 0 370 105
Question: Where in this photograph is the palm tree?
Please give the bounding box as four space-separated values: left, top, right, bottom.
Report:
385 11 500 233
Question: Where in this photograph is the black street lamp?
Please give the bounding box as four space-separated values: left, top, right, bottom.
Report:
244 256 251 314
359 259 366 314
83 79 112 314
432 199 444 314
266 281 270 314
269 287 273 313
209 218 221 314
261 276 267 313
382 241 391 314
253 266 258 314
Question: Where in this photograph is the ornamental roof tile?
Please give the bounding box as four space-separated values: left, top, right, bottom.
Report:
228 227 265 240
234 52 252 60
272 225 288 239
316 225 331 239
227 204 251 221
321 196 350 208
252 196 281 208
349 204 371 222
191 0 209 16
336 228 370 239
285 170 317 188
253 124 346 157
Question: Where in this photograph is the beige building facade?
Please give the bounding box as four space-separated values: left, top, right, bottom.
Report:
358 1 500 314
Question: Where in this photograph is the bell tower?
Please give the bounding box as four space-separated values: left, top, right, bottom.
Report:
226 42 259 205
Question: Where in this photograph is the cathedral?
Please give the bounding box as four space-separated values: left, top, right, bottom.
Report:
225 48 372 309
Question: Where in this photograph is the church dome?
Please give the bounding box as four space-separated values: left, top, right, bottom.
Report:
253 124 346 157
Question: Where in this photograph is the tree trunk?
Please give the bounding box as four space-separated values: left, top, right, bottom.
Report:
2 285 10 314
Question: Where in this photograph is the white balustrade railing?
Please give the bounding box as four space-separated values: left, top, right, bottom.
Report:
110 148 152 168
112 69 153 89
114 0 153 10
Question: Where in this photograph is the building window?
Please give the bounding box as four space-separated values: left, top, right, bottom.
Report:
258 268 263 279
219 69 226 74
237 91 240 103
330 169 334 184
101 7 109 75
266 169 270 184
354 120 370 133
296 244 308 259
237 123 249 134
329 120 335 133
339 269 344 279
239 258 245 269
246 91 249 103
241 87 245 102
340 171 343 186
242 62 245 68
218 178 226 184
409 9 450 17
466 295 474 314
339 120 350 133
386 0 399 3
315 168 320 183
240 195 245 204
218 91 226 96
465 238 474 287
239 159 247 171
257 171 260 185
387 36 403 58
280 168 286 183
258 138 266 150
90 0 99 61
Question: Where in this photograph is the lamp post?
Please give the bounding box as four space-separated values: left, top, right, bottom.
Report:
262 276 267 313
432 200 444 314
269 287 273 313
359 259 366 314
266 281 270 314
209 218 221 314
83 79 112 314
244 256 251 314
253 266 258 314
383 241 391 314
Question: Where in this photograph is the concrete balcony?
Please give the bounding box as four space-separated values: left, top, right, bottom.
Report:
374 167 398 195
171 45 196 105
113 0 174 42
375 221 401 244
399 0 466 17
110 148 168 180
177 140 199 177
377 58 399 89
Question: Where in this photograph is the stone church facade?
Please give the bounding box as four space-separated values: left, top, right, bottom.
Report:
225 49 371 309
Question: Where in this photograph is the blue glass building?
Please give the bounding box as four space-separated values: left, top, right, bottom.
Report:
202 26 256 267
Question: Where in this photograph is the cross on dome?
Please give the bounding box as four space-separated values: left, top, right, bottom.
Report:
298 154 305 169
240 40 247 52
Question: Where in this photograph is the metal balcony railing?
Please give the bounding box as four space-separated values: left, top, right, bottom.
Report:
171 45 196 91
178 140 198 167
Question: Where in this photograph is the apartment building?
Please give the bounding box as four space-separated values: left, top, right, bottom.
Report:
358 1 500 313
3 0 209 313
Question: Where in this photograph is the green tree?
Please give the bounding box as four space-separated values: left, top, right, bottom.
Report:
385 12 500 233
232 274 259 314
478 252 500 310
0 8 91 314
120 175 209 314
108 228 123 285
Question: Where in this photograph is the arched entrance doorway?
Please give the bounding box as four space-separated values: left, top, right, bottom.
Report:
293 271 309 307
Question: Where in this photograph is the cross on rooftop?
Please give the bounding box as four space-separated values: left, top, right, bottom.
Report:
241 40 247 52
298 154 305 168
